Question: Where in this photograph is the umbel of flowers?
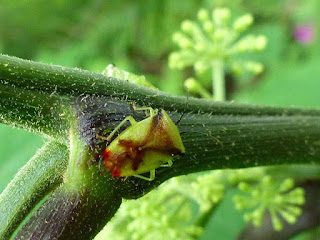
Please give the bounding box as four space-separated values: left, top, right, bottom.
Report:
169 8 267 100
234 176 305 231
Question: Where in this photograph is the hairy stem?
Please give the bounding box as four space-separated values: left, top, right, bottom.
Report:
15 120 122 240
0 141 68 239
1 54 320 238
15 182 122 240
1 54 320 127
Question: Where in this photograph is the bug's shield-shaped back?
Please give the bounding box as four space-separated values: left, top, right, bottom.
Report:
104 109 185 177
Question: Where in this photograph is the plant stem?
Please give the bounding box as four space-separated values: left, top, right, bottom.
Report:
1 54 320 238
15 121 122 240
195 203 220 229
2 54 320 121
0 141 68 239
15 182 122 240
212 59 225 101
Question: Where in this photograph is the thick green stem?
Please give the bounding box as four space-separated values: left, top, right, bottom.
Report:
118 110 320 198
212 59 225 101
1 54 320 122
0 141 68 239
15 120 122 240
15 182 121 240
1 54 320 239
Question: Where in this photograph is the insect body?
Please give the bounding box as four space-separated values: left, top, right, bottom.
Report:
102 107 185 181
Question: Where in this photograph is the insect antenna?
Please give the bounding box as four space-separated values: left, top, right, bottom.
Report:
175 87 189 125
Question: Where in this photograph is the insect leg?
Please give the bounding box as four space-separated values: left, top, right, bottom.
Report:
106 116 137 141
132 104 158 117
134 169 155 181
161 159 173 167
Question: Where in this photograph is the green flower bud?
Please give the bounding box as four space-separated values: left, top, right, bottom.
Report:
231 63 244 75
279 178 294 192
273 195 283 205
172 32 184 43
181 20 195 34
214 29 227 41
194 61 208 73
169 52 183 69
198 9 209 22
195 43 205 52
285 205 302 216
185 77 212 99
262 175 272 185
179 37 193 48
239 182 251 192
161 215 169 224
233 14 253 32
236 39 249 52
203 21 214 33
244 212 252 221
285 188 305 204
279 209 297 223
233 195 246 210
184 77 197 90
252 189 260 198
245 62 264 74
213 8 231 25
252 209 264 226
271 212 283 231
255 35 267 50
173 32 193 49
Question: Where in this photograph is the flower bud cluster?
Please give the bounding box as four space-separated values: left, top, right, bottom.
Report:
190 173 225 212
96 176 204 240
169 8 267 76
184 77 211 99
233 176 305 231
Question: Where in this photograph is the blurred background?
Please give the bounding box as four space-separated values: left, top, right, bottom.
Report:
0 0 320 239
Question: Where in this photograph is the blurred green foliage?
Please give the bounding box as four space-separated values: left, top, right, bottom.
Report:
1 0 320 239
0 125 43 192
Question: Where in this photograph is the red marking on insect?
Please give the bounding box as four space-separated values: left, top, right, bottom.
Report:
103 140 145 177
112 169 121 178
103 149 111 159
103 149 122 177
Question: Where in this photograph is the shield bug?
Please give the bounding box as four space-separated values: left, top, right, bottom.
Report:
100 106 185 181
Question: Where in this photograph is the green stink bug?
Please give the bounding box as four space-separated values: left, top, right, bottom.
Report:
101 106 185 181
